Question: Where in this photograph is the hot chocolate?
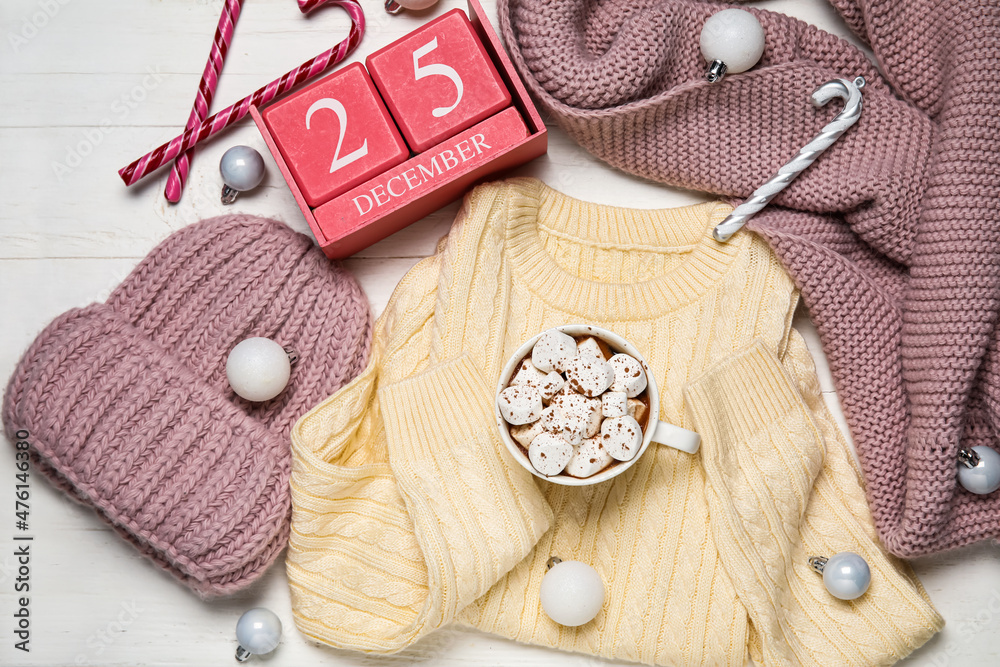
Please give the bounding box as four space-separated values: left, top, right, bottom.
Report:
497 329 651 478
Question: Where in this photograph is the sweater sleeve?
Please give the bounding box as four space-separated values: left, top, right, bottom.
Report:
288 252 551 652
287 255 446 652
684 335 942 666
377 354 553 625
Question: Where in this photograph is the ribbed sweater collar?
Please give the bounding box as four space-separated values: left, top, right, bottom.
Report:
503 178 748 320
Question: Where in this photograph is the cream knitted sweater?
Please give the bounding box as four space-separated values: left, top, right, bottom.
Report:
288 178 942 666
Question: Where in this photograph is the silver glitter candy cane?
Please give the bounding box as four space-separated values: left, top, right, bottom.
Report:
713 76 866 242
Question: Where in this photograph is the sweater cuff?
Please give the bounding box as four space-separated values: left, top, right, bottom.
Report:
684 340 804 448
378 354 552 616
379 355 499 460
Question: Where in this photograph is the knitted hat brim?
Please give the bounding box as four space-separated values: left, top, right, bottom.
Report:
3 304 291 595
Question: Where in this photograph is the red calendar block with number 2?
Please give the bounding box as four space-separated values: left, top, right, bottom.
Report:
252 0 547 259
262 62 409 207
366 9 511 153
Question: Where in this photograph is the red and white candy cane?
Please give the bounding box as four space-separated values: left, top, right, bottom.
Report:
164 0 245 203
119 0 365 187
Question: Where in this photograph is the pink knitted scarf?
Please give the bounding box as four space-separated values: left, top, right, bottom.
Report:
499 0 1000 557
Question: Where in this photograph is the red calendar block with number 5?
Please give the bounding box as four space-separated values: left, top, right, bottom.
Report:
366 9 511 153
252 0 547 259
262 62 409 207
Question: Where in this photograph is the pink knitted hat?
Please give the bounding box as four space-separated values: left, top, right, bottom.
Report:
499 0 1000 557
3 215 371 596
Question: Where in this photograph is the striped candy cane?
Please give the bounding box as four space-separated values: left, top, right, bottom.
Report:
712 77 866 242
119 0 365 187
164 0 245 203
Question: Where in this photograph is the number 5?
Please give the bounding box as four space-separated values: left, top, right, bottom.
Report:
413 37 464 118
305 97 369 174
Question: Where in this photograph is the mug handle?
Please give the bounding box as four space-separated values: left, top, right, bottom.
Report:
650 421 701 454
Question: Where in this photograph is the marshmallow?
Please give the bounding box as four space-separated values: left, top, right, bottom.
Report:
540 405 562 431
560 418 586 446
510 419 545 449
608 353 647 398
510 358 547 388
565 437 615 478
627 398 648 426
541 405 587 445
538 371 565 401
552 392 602 438
602 391 628 418
532 329 578 373
497 385 543 425
529 432 574 476
550 392 588 418
556 381 576 397
565 355 615 397
576 336 608 361
601 415 643 461
582 406 603 438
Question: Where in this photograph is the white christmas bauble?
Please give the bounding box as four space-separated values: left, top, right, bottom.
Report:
958 446 1000 495
822 552 871 601
226 337 291 402
235 607 282 656
539 560 605 626
220 145 265 192
700 8 765 74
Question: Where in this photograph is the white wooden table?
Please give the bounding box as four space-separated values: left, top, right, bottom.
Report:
1 1 997 665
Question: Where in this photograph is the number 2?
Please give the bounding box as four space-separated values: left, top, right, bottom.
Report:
413 37 464 118
305 97 369 174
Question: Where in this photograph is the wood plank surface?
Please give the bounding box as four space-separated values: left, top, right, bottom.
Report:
0 1 997 665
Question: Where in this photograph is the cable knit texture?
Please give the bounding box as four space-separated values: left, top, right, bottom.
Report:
497 0 1000 558
2 215 372 597
288 179 941 666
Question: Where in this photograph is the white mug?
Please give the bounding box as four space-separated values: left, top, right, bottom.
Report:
495 324 701 486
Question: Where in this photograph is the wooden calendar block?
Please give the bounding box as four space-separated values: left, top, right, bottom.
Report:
261 62 409 207
366 8 511 153
251 0 548 260
313 106 528 257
